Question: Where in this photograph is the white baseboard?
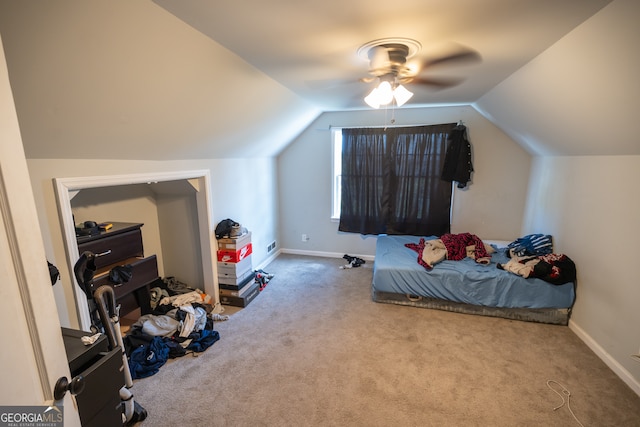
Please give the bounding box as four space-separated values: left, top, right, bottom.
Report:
280 248 375 262
569 320 640 397
254 249 281 272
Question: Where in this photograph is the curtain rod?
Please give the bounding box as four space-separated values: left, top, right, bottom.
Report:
328 122 460 130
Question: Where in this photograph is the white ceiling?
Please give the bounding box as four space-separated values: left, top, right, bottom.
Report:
153 0 611 110
2 0 634 160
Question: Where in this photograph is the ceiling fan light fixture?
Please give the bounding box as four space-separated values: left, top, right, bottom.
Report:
358 37 479 109
364 81 414 108
393 84 413 107
364 87 381 108
364 81 393 109
376 81 394 105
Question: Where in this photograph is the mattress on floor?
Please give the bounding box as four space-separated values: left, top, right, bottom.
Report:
372 235 576 310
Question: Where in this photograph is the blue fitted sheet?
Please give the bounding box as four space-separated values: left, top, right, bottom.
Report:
372 235 575 309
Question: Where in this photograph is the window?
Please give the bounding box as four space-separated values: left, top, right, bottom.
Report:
333 124 456 236
331 128 342 220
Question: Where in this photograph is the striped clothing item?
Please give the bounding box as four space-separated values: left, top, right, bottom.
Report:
508 234 553 257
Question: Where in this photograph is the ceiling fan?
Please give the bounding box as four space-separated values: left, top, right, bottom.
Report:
357 37 481 107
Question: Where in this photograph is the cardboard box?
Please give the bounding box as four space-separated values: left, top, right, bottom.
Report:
220 281 260 307
218 270 256 285
218 268 255 287
217 243 252 263
219 277 256 297
217 232 251 251
218 255 252 277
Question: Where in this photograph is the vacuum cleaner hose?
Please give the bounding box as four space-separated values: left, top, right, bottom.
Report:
93 285 118 350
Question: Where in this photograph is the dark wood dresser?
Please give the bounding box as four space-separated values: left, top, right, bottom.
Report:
77 222 159 316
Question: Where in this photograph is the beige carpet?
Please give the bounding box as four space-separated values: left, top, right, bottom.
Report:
131 254 640 426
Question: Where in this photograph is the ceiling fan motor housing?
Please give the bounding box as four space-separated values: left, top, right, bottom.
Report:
366 42 414 79
358 37 478 92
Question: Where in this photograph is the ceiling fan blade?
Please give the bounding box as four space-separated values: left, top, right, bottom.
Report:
410 75 464 88
358 76 376 84
422 49 481 68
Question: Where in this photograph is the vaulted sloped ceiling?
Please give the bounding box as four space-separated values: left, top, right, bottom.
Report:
475 0 640 156
1 0 635 160
152 0 612 112
0 1 319 159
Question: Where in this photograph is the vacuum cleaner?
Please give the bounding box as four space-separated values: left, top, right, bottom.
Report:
74 250 148 426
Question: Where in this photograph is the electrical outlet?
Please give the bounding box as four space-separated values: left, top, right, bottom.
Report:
267 241 276 252
302 234 308 242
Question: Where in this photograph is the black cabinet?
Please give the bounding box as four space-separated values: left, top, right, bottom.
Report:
62 327 124 427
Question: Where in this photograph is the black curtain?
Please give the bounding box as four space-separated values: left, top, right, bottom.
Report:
339 123 455 236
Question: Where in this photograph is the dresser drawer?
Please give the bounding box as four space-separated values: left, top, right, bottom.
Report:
93 255 158 315
78 228 144 270
94 255 158 298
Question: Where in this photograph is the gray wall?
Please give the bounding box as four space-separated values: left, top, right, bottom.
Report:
524 155 640 391
277 105 532 257
71 184 166 275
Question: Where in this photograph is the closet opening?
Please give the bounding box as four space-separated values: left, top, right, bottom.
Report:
54 170 217 330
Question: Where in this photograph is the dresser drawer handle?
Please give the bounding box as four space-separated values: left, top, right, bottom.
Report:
96 250 112 257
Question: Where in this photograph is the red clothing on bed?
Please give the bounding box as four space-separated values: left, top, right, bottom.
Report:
440 232 489 261
405 233 490 270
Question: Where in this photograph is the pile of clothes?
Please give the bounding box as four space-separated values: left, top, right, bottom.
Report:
340 254 366 269
405 232 576 286
254 269 274 291
123 277 228 379
498 234 576 285
405 232 494 270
